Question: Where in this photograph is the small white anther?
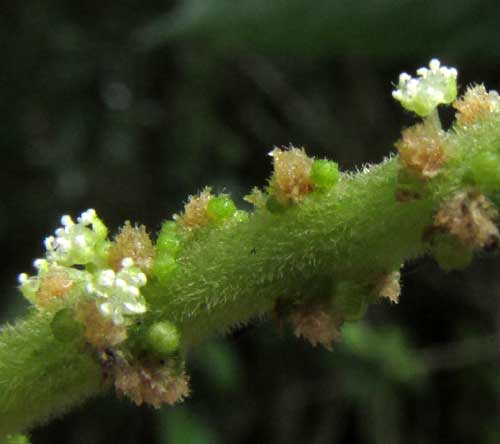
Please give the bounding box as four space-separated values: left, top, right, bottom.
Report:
60 215 73 227
115 278 127 289
416 67 428 77
99 302 112 316
429 58 441 71
121 257 134 268
33 258 47 270
18 273 29 284
136 273 147 286
123 301 146 314
78 209 96 225
44 236 55 250
399 72 411 82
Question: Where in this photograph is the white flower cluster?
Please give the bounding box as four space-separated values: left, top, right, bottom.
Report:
392 58 458 117
18 209 148 325
45 209 108 266
86 258 147 325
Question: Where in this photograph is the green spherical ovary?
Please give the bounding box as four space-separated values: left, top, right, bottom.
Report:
310 160 339 189
152 253 177 282
157 221 181 253
147 321 180 355
206 196 237 221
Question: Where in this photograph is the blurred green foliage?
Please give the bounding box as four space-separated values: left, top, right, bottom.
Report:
2 1 500 443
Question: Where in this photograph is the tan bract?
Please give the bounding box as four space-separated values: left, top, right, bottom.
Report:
289 305 341 350
453 84 500 127
176 187 213 229
108 222 155 275
434 192 500 250
270 147 314 203
74 302 127 348
114 362 190 408
395 120 447 179
376 271 401 304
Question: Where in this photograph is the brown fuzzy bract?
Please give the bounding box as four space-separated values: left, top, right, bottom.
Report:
376 271 401 304
453 84 500 127
108 222 155 275
271 147 314 203
395 121 447 179
434 192 500 250
177 187 213 229
36 269 74 307
289 305 341 350
74 302 127 348
114 362 190 408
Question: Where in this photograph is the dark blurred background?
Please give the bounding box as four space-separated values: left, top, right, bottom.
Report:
2 1 500 443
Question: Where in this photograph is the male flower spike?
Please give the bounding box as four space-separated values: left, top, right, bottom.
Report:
392 58 458 117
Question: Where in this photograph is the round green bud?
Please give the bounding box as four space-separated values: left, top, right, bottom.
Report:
157 221 182 256
152 253 177 282
310 160 340 189
207 195 237 221
147 321 180 355
469 152 500 191
50 308 84 343
266 196 286 213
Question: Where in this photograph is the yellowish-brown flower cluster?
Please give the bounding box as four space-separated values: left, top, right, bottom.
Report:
74 302 127 348
453 84 500 127
176 187 214 229
35 268 74 308
108 222 155 275
395 120 447 179
434 192 499 250
114 361 190 408
376 271 401 304
289 304 341 350
270 147 314 204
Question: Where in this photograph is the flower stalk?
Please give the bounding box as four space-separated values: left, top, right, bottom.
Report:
1 59 500 439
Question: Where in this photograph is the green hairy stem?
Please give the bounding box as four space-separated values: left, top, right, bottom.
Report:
2 60 500 439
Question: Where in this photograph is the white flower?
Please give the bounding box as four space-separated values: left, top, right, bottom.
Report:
44 209 109 266
392 58 458 117
86 258 147 325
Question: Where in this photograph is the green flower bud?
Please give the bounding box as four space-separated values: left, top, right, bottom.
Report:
392 59 458 117
153 253 177 282
147 321 180 355
206 195 237 221
310 160 340 189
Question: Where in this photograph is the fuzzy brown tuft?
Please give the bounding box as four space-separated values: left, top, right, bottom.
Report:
270 147 314 204
395 120 447 179
36 269 74 307
176 187 213 229
289 305 341 350
108 221 155 275
74 302 127 348
114 361 190 408
376 271 401 304
434 192 500 250
453 84 500 127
